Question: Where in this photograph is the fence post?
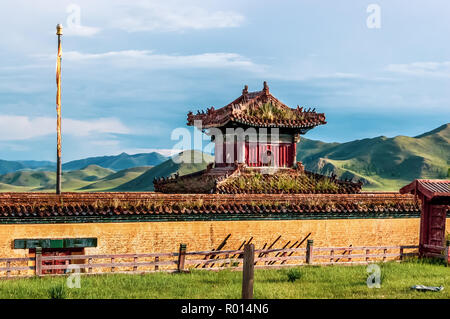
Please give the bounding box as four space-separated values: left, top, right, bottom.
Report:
178 243 187 272
348 245 352 263
35 247 42 277
242 244 255 299
445 240 450 266
133 256 138 272
399 247 404 261
306 240 314 265
6 261 10 278
365 249 370 263
155 256 159 271
88 257 92 273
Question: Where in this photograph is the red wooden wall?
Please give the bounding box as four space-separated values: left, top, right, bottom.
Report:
245 142 295 167
215 142 296 167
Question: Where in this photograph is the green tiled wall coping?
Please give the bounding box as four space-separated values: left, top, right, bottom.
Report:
13 237 97 249
0 211 435 224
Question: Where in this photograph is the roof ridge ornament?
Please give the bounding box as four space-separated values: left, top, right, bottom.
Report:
263 81 269 95
242 85 248 102
242 85 248 95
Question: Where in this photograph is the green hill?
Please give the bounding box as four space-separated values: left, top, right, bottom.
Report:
63 165 114 182
0 182 30 192
114 151 214 191
297 123 450 190
39 165 115 191
62 152 167 171
0 160 55 174
80 166 152 191
0 171 55 188
0 153 166 175
0 165 115 192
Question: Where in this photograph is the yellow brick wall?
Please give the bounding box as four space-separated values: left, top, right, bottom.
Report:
1 218 448 258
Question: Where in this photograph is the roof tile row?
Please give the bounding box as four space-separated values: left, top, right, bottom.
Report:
0 201 419 218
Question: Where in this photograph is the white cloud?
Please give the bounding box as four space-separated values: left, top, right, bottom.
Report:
313 72 362 79
0 115 130 141
60 50 259 70
64 25 101 37
386 61 450 77
65 117 130 137
110 0 244 32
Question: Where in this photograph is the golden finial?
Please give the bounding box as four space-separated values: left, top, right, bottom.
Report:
56 24 63 35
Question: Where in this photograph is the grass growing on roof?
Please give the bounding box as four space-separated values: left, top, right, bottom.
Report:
246 102 305 121
0 259 448 299
219 171 342 193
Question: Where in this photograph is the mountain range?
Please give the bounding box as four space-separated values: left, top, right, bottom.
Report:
0 124 447 192
0 152 168 175
61 152 168 171
297 123 449 190
0 150 212 192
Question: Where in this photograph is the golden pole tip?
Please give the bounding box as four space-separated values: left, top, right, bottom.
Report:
56 24 63 35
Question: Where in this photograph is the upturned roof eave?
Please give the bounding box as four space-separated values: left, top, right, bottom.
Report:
188 117 327 130
399 179 450 199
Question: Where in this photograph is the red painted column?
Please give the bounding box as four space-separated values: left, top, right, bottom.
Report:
292 142 297 168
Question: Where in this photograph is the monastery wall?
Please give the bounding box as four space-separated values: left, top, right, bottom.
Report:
1 217 449 258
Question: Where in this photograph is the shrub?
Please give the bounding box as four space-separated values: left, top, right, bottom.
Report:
48 284 67 299
287 269 302 282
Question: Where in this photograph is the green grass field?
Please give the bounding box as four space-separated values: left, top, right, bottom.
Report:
0 259 448 299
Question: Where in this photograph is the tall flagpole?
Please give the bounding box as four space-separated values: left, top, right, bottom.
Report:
56 24 63 194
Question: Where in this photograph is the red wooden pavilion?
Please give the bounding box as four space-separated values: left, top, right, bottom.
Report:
400 179 450 262
154 82 363 194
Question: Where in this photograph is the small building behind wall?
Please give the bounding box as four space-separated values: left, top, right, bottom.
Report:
400 179 450 261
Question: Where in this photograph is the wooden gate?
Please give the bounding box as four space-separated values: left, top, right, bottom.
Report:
427 205 447 247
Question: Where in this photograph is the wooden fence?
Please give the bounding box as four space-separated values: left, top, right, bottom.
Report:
422 243 450 261
0 240 425 279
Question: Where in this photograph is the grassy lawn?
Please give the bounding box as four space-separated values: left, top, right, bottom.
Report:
0 259 448 299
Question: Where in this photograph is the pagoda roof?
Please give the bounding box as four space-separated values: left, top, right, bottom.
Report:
187 82 326 130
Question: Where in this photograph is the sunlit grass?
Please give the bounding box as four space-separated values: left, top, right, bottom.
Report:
0 259 448 299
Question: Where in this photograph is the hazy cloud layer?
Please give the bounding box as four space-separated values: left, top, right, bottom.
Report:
110 0 244 32
386 61 450 77
0 115 130 141
59 50 259 70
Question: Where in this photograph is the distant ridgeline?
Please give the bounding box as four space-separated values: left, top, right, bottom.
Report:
297 123 450 191
0 125 447 192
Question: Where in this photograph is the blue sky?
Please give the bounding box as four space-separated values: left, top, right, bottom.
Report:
0 0 449 161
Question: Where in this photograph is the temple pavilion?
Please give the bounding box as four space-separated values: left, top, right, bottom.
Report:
154 82 362 194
